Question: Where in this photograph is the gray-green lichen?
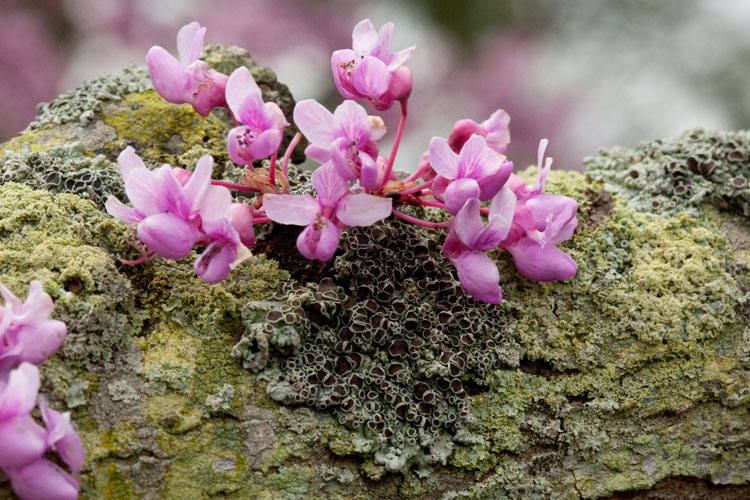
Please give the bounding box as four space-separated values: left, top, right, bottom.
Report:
1 43 749 499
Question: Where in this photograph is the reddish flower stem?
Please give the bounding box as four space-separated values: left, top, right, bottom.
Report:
211 180 260 193
119 253 154 266
269 151 278 187
398 179 433 196
414 199 445 209
480 207 489 215
381 102 407 190
403 162 431 184
391 208 449 229
252 216 271 224
282 132 302 181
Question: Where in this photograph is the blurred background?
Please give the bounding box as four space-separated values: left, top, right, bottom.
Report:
1 0 749 171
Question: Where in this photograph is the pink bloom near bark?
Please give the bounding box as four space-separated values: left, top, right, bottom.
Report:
0 363 82 500
443 188 517 304
429 134 513 215
105 147 255 283
0 281 66 373
226 66 289 166
499 140 579 282
264 163 392 260
331 19 415 111
147 22 228 117
294 99 386 188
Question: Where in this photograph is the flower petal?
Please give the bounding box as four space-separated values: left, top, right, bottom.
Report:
444 177 480 215
0 362 39 419
506 237 577 282
225 66 261 119
138 213 199 260
351 56 390 99
332 100 371 143
176 22 204 65
481 109 511 154
336 193 392 226
526 194 578 246
0 415 47 469
293 99 335 147
263 194 320 226
331 49 361 100
183 155 213 209
372 22 394 61
352 19 379 55
387 46 416 71
194 240 237 284
453 198 484 248
41 405 84 476
248 128 282 160
312 163 349 208
477 159 513 201
428 137 460 179
457 134 492 179
296 219 340 261
117 146 147 182
230 203 256 249
452 251 502 304
7 459 80 500
146 46 192 104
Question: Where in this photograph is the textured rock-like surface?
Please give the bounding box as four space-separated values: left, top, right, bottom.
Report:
1 47 749 499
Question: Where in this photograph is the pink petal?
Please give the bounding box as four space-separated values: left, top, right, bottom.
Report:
116 146 146 182
428 137 460 179
7 459 79 500
227 126 254 165
198 186 233 231
448 119 484 153
332 100 372 143
335 193 392 226
15 321 66 366
146 46 193 105
296 219 340 261
477 159 513 201
352 19 379 55
41 406 84 475
225 66 261 119
457 134 492 179
293 99 335 147
312 163 349 208
358 153 379 189
138 213 199 260
263 194 319 226
194 241 237 284
387 46 416 71
248 128 282 160
506 238 577 282
123 167 165 216
331 50 361 100
304 144 332 164
526 194 578 246
188 66 228 117
481 109 511 154
0 415 47 469
16 281 54 323
0 362 39 419
230 203 256 249
330 141 358 181
453 198 484 248
351 56 390 99
444 177 480 215
372 22 394 61
452 251 502 304
183 155 213 209
176 22 204 66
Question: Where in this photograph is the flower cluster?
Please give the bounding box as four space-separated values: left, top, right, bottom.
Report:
122 18 579 304
0 282 83 500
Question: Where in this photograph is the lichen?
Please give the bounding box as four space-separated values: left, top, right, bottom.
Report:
586 128 750 216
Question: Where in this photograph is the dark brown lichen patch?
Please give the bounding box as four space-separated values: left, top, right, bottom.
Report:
585 188 615 228
233 219 522 472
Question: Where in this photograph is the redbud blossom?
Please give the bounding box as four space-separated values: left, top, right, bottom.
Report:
294 99 386 189
0 281 67 372
331 19 415 111
105 147 254 283
264 163 392 260
146 22 228 116
428 134 513 215
226 66 289 166
448 109 511 155
443 188 516 304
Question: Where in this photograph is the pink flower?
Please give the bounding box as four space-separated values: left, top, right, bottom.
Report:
294 99 386 188
0 363 47 470
331 19 415 111
264 163 392 260
0 281 66 372
428 134 513 215
443 188 517 304
498 141 578 282
448 109 511 155
226 67 289 166
146 22 228 117
105 147 255 283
